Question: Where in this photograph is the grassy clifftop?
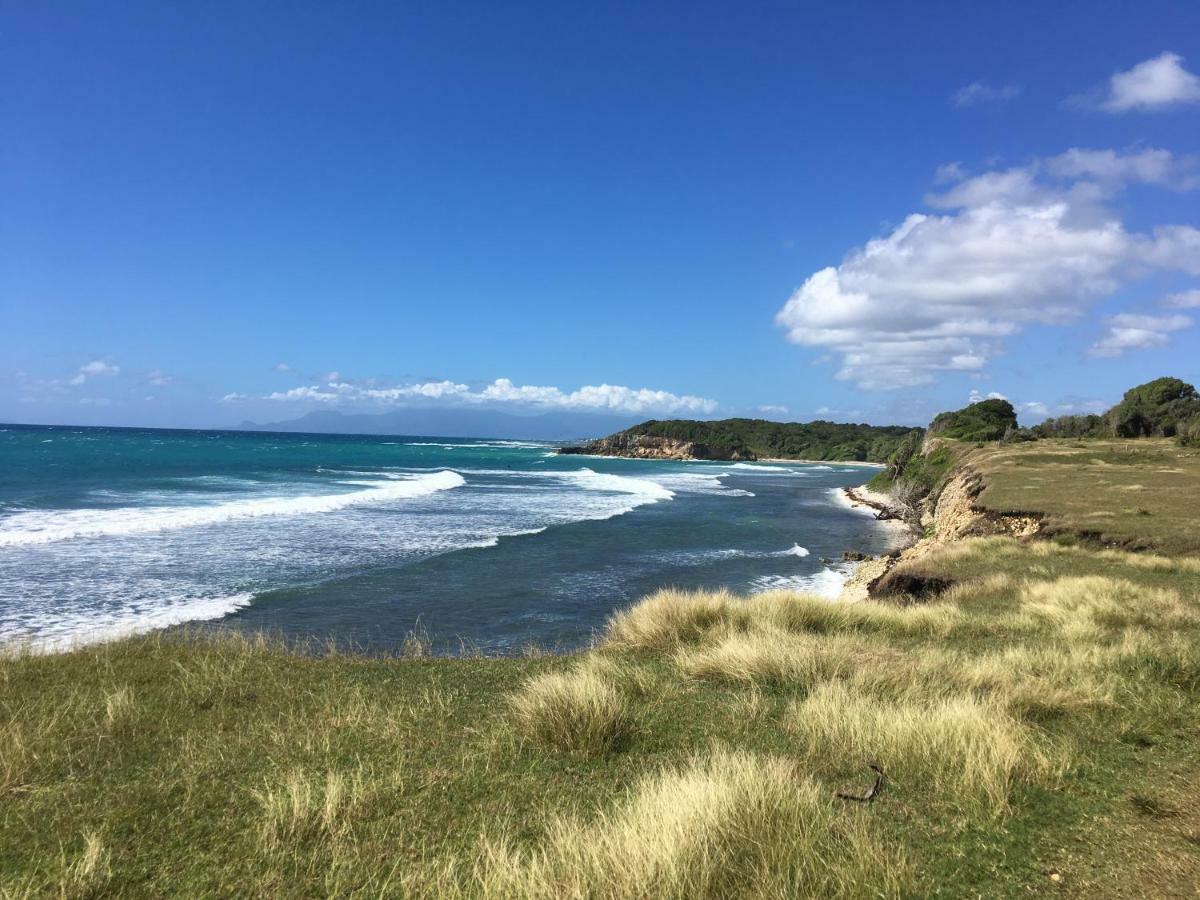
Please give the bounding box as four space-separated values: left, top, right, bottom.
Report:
4 442 1200 896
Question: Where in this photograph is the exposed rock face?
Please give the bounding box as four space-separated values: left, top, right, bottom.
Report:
867 467 1041 599
558 434 756 461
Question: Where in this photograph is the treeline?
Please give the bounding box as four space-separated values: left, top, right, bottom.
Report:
1030 377 1200 444
619 418 915 462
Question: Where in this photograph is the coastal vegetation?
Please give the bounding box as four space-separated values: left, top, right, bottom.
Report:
567 417 915 462
5 434 1200 896
868 377 1200 528
926 398 1018 442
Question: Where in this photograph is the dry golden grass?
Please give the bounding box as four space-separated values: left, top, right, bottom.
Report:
255 769 362 849
606 586 966 657
674 628 861 686
509 667 630 756
470 747 907 899
1017 576 1199 638
604 587 745 651
787 682 1059 815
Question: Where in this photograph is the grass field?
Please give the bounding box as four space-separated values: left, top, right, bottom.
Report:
3 442 1200 897
969 438 1200 555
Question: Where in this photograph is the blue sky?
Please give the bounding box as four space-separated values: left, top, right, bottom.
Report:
3 0 1199 429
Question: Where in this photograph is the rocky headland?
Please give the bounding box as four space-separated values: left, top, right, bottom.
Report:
558 434 757 461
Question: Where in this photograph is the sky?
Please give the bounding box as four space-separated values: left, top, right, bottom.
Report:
3 0 1199 429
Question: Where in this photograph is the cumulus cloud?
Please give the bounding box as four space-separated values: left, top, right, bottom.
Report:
1089 313 1193 357
952 82 1022 107
1044 147 1199 190
273 363 291 373
1095 52 1200 112
775 149 1200 388
146 369 173 386
243 377 718 416
67 359 120 386
968 390 1009 403
757 404 789 417
1163 289 1200 308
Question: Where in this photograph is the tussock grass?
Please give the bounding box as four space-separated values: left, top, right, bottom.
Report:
255 769 362 848
607 586 967 657
472 748 907 899
1018 576 1199 638
787 683 1057 815
509 668 630 756
674 629 862 687
604 588 746 650
59 831 111 900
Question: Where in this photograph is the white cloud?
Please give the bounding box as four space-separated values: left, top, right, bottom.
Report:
1144 224 1200 274
952 82 1022 107
968 390 1009 403
79 360 119 376
221 392 249 402
1089 313 1193 357
1044 147 1199 190
1020 401 1049 419
1098 52 1200 112
756 404 789 417
66 359 120 386
775 151 1200 389
273 363 291 373
933 162 966 184
1164 289 1200 308
146 369 173 386
324 371 341 383
254 377 718 416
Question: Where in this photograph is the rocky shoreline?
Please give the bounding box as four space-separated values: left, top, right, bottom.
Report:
836 467 1045 602
558 433 756 461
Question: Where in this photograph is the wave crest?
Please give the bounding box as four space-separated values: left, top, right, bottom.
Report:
0 470 465 547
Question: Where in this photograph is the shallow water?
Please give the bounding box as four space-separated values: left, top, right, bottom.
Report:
0 424 900 653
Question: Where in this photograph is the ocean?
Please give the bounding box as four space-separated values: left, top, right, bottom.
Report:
0 424 902 653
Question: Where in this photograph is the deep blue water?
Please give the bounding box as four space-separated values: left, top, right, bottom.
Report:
0 424 901 653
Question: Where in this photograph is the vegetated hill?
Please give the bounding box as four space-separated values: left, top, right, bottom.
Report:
926 398 1018 442
597 418 916 461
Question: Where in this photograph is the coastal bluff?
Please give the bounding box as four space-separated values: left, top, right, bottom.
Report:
558 433 757 461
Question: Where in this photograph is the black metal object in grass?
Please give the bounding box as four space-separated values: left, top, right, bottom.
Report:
837 763 885 803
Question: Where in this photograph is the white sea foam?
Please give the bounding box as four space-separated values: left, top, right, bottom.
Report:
402 440 549 449
726 463 810 476
647 472 754 497
750 565 848 598
0 470 465 547
778 543 810 557
557 468 675 502
1 592 255 655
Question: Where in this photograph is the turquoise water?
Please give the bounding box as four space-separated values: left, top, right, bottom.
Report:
0 424 900 653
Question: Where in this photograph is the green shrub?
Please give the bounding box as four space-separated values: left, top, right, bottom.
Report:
927 399 1017 442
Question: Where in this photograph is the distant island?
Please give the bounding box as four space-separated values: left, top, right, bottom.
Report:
559 418 916 462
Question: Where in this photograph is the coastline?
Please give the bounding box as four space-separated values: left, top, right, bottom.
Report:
833 483 920 602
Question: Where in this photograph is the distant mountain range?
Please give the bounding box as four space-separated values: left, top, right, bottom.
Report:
237 408 644 441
